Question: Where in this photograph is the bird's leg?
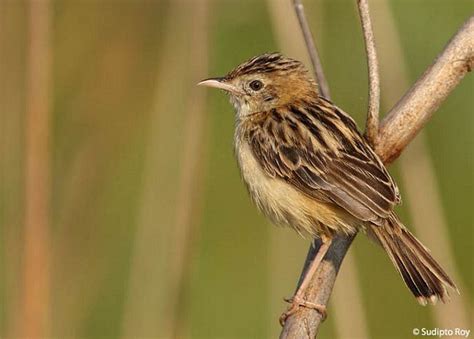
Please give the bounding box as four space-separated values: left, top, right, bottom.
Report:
279 236 332 326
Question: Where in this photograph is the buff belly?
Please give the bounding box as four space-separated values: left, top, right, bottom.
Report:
235 141 358 238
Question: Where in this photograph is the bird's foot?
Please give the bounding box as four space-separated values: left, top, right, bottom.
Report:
279 296 327 326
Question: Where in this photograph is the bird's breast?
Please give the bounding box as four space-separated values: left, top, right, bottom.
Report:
234 138 356 238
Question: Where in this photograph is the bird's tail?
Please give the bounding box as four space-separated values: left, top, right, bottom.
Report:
368 214 458 305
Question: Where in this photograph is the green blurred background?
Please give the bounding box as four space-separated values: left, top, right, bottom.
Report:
0 0 472 338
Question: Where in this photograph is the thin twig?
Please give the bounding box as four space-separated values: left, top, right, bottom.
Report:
280 15 473 339
292 0 331 98
357 0 380 146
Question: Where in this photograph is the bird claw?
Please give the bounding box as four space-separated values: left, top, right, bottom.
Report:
279 296 327 326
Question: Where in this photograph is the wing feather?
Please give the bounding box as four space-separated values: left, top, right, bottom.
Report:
245 99 400 223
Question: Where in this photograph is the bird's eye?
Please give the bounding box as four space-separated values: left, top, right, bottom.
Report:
249 80 263 91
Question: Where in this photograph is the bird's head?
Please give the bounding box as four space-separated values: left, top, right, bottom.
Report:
198 53 318 118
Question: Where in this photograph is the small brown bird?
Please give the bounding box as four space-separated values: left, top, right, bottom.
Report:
198 53 457 324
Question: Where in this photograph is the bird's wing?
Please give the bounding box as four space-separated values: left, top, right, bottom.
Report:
246 99 400 224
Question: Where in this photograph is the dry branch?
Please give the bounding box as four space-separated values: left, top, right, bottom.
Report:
280 12 474 339
358 0 380 146
376 16 474 164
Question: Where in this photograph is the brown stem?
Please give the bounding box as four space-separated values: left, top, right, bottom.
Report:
292 0 331 99
357 0 381 147
280 14 473 339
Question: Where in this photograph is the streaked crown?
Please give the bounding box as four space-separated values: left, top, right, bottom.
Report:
225 53 305 80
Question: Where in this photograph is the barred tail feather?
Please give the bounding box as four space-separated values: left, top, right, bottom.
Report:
368 214 458 305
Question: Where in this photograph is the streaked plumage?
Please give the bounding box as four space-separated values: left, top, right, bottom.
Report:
237 96 400 232
200 53 456 308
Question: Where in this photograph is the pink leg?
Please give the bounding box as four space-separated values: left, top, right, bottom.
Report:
279 237 332 326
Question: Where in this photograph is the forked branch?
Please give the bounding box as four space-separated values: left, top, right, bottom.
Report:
280 6 474 339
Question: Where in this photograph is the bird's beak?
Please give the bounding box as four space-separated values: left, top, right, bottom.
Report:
198 77 242 95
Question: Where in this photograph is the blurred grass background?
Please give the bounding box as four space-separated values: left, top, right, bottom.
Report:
0 0 472 338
